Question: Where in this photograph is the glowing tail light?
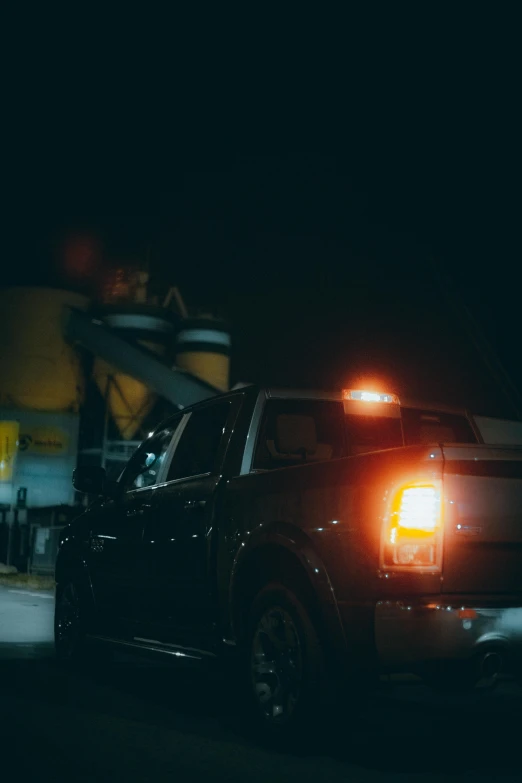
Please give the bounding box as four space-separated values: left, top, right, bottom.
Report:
396 487 439 532
382 484 443 570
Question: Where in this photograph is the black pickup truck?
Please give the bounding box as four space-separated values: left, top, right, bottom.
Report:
56 385 522 737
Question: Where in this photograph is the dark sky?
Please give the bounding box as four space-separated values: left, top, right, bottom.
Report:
5 24 522 419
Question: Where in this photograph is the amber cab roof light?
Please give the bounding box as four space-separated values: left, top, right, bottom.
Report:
343 389 400 405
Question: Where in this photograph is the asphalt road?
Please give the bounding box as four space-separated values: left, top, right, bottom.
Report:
1 585 522 782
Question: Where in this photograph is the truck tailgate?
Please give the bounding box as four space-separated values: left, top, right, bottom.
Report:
442 445 522 595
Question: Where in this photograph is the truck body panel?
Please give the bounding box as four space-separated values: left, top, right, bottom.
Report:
57 386 522 690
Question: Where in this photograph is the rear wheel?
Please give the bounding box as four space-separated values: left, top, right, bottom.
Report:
242 583 344 744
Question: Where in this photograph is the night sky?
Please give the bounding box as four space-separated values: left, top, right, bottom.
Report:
5 28 522 420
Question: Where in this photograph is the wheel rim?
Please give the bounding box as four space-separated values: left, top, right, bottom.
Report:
56 583 81 657
251 606 303 723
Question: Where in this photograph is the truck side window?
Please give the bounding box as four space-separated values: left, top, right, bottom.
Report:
119 427 176 491
253 400 345 471
167 402 231 481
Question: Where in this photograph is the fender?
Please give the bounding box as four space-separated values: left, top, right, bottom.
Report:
228 520 348 658
55 526 97 620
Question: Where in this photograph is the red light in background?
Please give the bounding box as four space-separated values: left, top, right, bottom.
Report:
63 235 101 279
458 609 478 620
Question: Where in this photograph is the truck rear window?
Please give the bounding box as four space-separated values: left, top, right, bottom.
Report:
344 415 403 455
252 399 404 470
251 399 478 471
401 408 477 445
253 400 345 470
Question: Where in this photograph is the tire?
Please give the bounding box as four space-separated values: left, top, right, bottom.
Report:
54 580 88 664
54 579 111 667
240 582 334 745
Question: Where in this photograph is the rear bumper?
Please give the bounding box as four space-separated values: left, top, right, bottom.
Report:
375 599 522 669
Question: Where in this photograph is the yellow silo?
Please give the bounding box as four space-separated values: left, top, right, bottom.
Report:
175 317 230 392
0 288 88 412
92 305 177 440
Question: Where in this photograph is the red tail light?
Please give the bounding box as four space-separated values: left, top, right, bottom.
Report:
381 484 443 571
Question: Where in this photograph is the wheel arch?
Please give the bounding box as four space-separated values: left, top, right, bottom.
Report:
229 523 348 665
55 545 95 614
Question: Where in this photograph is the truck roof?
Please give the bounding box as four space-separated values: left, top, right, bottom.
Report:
265 387 469 417
168 384 471 421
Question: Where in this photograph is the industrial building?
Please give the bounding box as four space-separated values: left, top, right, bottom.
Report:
0 270 228 572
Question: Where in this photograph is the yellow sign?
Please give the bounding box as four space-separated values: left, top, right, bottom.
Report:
0 421 19 482
18 426 70 455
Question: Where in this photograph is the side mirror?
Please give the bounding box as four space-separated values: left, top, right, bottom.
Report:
73 466 109 496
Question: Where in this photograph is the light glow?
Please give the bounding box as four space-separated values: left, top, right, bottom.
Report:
343 389 400 405
382 483 443 570
396 487 439 533
458 608 478 620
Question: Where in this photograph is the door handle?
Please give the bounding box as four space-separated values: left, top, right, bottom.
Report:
184 499 207 510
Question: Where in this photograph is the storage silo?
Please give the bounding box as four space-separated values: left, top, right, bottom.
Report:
0 287 88 509
0 288 87 412
92 303 178 440
175 316 231 392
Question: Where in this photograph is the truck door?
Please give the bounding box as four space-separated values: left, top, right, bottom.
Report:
88 426 176 639
141 398 240 650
